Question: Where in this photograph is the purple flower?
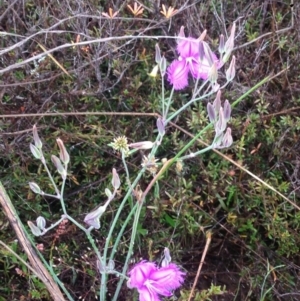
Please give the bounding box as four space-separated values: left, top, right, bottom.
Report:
167 59 189 90
177 37 200 58
128 260 185 301
167 36 220 90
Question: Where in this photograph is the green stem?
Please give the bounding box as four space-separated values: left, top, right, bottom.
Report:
164 87 174 118
161 74 165 117
232 75 270 107
109 203 138 262
40 155 60 197
112 202 143 301
42 156 105 272
122 151 133 209
106 131 166 301
59 165 68 215
100 170 144 301
179 144 213 161
193 78 208 99
42 216 66 234
111 124 215 301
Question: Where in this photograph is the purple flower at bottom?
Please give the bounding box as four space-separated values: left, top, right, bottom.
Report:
127 260 185 301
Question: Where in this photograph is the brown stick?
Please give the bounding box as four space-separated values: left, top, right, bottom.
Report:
188 231 212 301
0 181 66 301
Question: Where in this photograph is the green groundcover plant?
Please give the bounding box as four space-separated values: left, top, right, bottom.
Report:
2 2 296 299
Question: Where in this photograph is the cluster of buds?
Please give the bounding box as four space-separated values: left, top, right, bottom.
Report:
29 124 44 162
207 90 233 149
29 125 70 196
28 216 46 236
28 215 70 237
28 125 72 236
30 125 69 179
219 23 236 65
97 258 115 274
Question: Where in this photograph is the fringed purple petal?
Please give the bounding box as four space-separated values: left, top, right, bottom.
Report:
168 36 222 88
188 59 203 79
177 37 199 58
128 261 157 289
167 59 189 90
137 286 161 301
128 260 185 301
150 263 185 291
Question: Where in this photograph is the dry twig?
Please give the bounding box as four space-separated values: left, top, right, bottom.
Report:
0 182 66 301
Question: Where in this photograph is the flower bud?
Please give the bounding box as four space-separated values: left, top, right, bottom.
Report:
162 247 172 267
225 22 236 53
212 132 224 149
33 124 42 149
105 188 112 198
30 143 42 159
225 55 236 82
198 41 205 62
97 258 115 274
207 103 215 123
208 62 218 84
223 23 236 63
199 29 207 41
215 107 227 134
97 259 105 273
223 99 232 121
160 56 167 76
107 259 115 271
29 182 41 194
51 155 67 179
36 216 46 230
129 141 154 150
112 168 120 190
218 34 225 54
203 42 215 67
213 90 221 113
155 44 161 65
56 138 70 165
177 26 185 41
221 127 233 148
156 117 165 135
84 204 108 229
28 221 42 236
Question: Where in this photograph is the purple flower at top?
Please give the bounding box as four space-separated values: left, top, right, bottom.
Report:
127 260 185 301
177 37 200 58
167 36 220 90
